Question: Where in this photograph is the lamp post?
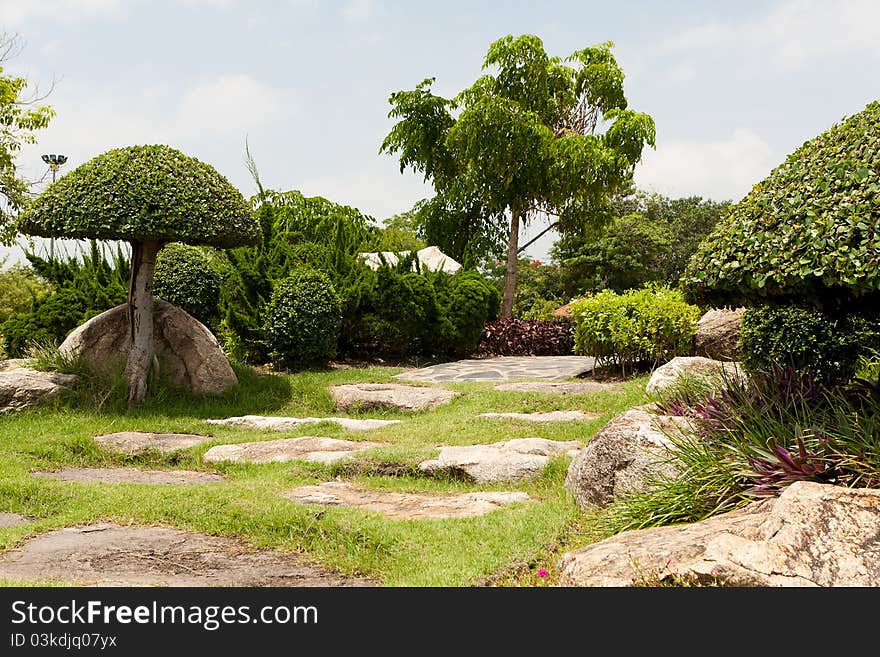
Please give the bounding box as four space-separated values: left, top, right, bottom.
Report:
41 154 67 258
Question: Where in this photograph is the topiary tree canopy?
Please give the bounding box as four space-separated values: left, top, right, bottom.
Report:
17 144 261 405
682 101 880 312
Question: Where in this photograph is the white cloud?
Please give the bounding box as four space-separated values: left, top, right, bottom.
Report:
660 0 880 76
341 0 376 21
634 128 775 203
0 0 122 26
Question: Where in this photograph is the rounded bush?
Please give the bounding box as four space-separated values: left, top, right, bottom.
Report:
262 268 342 368
436 271 501 356
740 305 878 386
153 243 221 329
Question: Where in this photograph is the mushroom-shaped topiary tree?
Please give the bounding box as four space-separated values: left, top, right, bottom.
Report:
17 144 262 405
681 100 880 313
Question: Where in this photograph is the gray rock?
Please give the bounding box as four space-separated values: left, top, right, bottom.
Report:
31 467 224 485
330 383 458 412
558 481 880 587
565 409 693 509
494 381 619 394
94 431 215 455
479 410 597 423
419 438 581 483
0 362 77 414
203 436 386 465
59 300 237 395
694 307 744 361
0 512 31 528
645 356 746 395
206 415 400 432
284 481 532 519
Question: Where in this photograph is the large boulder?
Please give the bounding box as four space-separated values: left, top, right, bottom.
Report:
0 361 77 414
558 481 880 586
565 409 693 509
59 300 237 395
645 356 746 396
694 307 744 361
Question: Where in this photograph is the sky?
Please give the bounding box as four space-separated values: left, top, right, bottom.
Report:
1 0 879 266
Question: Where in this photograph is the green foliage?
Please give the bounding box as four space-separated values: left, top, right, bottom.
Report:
0 258 52 326
381 34 655 312
1 243 129 357
18 145 261 248
740 304 879 386
434 270 501 356
370 211 426 252
0 36 55 245
485 257 566 319
571 286 700 374
682 101 880 311
262 267 342 369
153 243 221 330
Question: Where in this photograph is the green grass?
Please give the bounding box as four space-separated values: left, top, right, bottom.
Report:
0 363 649 586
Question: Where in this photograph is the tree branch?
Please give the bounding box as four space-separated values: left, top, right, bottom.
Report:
518 221 559 253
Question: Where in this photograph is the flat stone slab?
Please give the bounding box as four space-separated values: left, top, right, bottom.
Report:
203 436 386 465
32 467 224 485
94 431 214 456
0 523 374 586
479 411 597 422
0 363 78 414
330 383 458 412
206 415 401 432
284 481 532 520
494 381 619 394
0 513 31 528
396 356 596 383
419 438 582 483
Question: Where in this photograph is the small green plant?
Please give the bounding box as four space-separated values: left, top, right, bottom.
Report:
571 286 700 375
263 267 342 369
153 243 222 330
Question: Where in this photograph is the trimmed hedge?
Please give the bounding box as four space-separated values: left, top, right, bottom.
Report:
571 287 700 374
473 318 573 357
153 243 221 330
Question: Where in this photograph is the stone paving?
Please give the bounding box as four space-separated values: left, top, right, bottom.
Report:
94 431 214 456
203 436 386 465
0 512 30 528
494 381 619 394
478 410 598 422
395 355 596 383
206 415 400 432
32 467 224 485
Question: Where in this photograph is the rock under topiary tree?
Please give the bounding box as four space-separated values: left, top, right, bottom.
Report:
681 100 880 313
17 145 261 405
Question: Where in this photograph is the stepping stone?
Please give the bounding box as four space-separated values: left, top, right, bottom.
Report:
94 431 214 455
203 436 385 465
32 467 224 485
495 381 618 394
330 383 458 412
0 523 375 586
206 415 401 432
0 513 31 528
419 438 582 483
479 411 598 422
0 361 77 414
396 355 595 383
284 481 532 520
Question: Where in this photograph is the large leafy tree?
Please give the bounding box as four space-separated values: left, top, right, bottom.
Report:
0 35 55 245
381 34 655 316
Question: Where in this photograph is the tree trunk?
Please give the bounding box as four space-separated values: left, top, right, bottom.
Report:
501 208 521 318
124 240 162 406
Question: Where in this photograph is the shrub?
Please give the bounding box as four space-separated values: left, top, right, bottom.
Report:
262 268 342 368
0 260 52 325
153 243 221 330
473 318 573 357
571 286 700 374
739 304 879 386
434 270 501 356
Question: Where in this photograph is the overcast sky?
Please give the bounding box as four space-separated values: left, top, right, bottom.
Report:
2 0 878 266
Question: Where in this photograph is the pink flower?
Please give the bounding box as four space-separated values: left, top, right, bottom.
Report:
537 569 549 578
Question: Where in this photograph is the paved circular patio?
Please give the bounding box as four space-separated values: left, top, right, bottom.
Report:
394 355 596 383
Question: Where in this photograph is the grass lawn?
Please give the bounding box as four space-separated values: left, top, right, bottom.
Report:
0 363 649 586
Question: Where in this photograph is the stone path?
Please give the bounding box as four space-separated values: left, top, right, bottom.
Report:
479 411 598 422
0 512 30 528
207 415 400 432
419 438 582 483
203 436 385 465
94 431 214 455
0 524 375 586
284 481 532 520
32 467 224 485
494 381 618 394
395 355 596 383
330 383 458 412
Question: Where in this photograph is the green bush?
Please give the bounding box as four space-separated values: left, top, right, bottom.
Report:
262 268 342 368
0 261 52 325
434 270 501 356
571 286 700 374
740 305 879 386
153 243 221 330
